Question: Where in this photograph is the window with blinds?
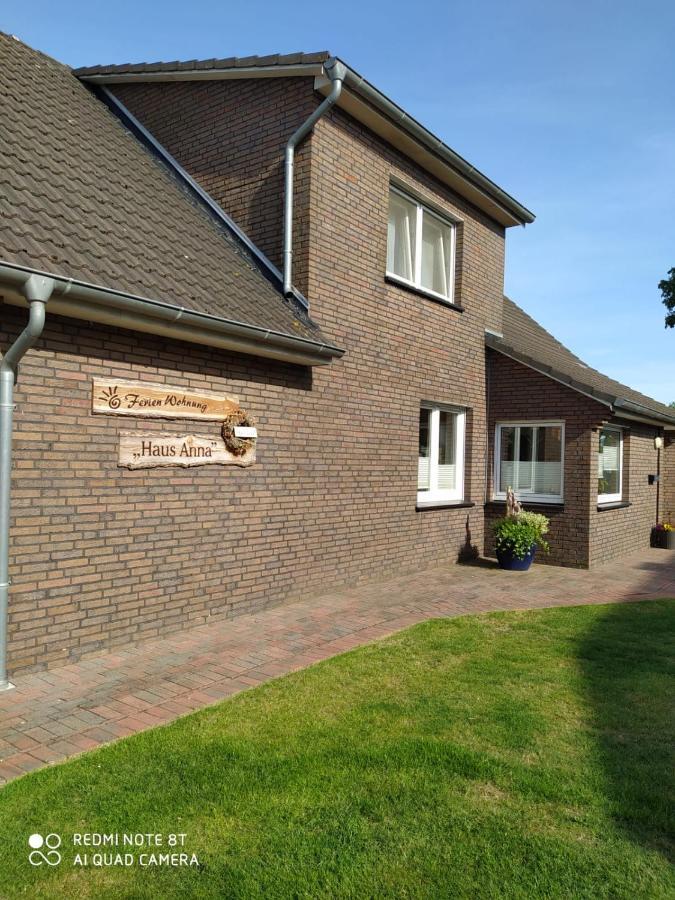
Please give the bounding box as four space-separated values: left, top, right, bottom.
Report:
598 427 623 503
494 423 564 503
417 405 465 504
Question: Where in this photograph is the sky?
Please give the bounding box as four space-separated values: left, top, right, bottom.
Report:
4 0 674 403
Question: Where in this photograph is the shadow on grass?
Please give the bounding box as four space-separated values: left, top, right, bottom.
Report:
578 600 675 862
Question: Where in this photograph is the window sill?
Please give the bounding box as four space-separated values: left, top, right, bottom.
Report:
597 501 631 511
385 274 464 312
488 498 564 508
416 500 475 511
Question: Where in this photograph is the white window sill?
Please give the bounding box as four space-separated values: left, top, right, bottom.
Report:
385 273 463 311
491 495 564 506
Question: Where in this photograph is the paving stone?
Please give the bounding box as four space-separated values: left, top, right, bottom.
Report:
0 549 671 784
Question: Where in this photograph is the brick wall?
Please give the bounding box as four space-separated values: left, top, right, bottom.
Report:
486 351 665 567
4 80 507 674
485 351 602 567
663 433 675 524
589 421 662 566
113 79 316 293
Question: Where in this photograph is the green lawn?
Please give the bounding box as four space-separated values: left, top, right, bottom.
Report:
0 600 673 899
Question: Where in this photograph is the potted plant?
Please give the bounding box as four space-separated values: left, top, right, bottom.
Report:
493 487 550 571
651 522 674 550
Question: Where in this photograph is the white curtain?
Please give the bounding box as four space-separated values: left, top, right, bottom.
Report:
387 193 416 281
421 212 451 296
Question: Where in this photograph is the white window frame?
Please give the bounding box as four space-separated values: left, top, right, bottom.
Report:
417 403 465 505
598 426 623 504
493 421 565 504
387 185 457 305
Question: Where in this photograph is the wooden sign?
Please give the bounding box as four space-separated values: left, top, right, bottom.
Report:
119 432 255 469
93 379 239 421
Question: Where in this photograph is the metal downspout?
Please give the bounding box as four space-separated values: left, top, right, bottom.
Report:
282 57 346 297
0 274 54 690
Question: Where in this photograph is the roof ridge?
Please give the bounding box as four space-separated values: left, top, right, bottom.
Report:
74 50 331 76
0 31 72 73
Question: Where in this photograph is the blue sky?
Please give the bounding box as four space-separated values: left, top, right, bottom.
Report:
5 0 674 403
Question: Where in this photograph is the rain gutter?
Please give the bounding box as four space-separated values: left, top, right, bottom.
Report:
0 261 344 368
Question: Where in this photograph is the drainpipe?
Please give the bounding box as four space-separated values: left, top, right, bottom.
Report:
0 274 54 691
282 57 346 297
656 428 662 525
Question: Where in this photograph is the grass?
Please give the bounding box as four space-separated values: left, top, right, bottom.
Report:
0 600 673 898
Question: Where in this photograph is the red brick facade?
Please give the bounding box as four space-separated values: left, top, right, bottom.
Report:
485 351 601 567
485 351 666 567
4 77 506 674
3 73 673 675
113 78 316 279
589 422 663 565
664 434 675 524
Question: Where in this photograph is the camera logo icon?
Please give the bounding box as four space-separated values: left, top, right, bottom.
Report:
28 833 62 866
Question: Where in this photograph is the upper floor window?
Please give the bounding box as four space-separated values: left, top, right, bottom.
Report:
387 187 456 303
598 427 623 503
494 422 564 503
418 404 465 504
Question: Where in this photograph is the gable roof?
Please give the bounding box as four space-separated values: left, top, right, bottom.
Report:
488 298 675 427
0 34 342 366
76 51 332 77
74 52 535 229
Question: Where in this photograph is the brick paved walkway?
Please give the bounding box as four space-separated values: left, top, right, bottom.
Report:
0 548 673 784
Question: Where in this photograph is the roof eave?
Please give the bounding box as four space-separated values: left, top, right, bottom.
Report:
487 338 675 427
486 336 615 407
77 62 326 84
0 261 344 367
76 57 535 229
317 64 534 228
613 398 675 428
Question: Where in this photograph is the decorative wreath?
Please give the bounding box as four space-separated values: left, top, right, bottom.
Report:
221 409 256 456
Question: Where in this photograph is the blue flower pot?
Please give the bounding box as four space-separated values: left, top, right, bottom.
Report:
496 543 536 571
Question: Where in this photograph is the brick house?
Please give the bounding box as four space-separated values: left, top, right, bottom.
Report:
0 36 673 677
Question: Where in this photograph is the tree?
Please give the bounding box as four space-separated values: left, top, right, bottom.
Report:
670 401 675 409
659 268 675 328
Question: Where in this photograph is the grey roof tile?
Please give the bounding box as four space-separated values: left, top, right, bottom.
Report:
0 34 331 348
74 50 330 76
492 297 675 424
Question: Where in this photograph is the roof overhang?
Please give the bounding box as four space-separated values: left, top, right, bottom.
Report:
0 261 344 367
77 57 535 229
314 67 534 228
486 336 675 428
77 62 326 83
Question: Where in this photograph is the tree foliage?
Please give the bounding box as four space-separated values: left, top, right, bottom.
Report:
658 267 675 328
